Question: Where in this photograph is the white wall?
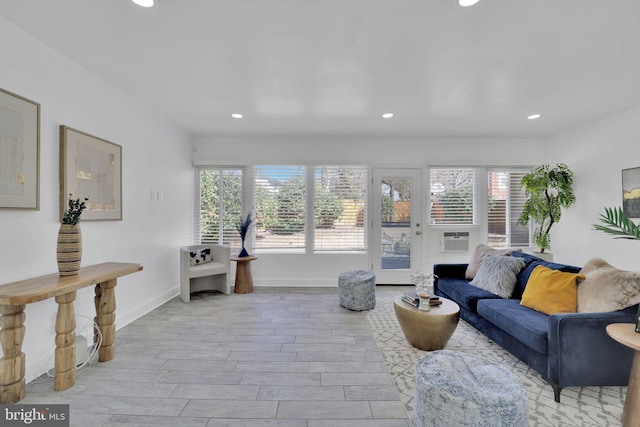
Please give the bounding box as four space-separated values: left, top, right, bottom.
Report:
0 18 193 381
194 136 547 285
549 107 640 270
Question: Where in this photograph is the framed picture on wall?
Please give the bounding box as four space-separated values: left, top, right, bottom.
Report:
0 88 40 209
60 126 122 221
622 167 640 219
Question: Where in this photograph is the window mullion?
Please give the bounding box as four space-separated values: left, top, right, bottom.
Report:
218 171 224 245
306 167 315 254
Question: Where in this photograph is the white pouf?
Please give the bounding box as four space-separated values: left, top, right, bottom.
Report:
338 270 376 311
414 350 528 427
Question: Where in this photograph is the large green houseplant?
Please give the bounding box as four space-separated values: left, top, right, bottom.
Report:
517 163 576 253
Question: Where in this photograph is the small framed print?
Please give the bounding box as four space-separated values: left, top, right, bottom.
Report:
622 167 640 219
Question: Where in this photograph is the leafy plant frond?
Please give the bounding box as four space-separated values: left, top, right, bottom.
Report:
593 206 640 240
62 194 89 225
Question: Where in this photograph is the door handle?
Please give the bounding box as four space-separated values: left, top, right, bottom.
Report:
416 231 422 235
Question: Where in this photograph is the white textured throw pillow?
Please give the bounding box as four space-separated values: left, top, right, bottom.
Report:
578 258 640 313
465 244 516 279
470 255 526 298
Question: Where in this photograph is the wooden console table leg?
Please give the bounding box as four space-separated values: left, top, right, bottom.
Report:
54 291 76 391
95 280 117 362
0 304 26 403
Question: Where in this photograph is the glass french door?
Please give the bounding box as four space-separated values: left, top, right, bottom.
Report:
371 169 422 284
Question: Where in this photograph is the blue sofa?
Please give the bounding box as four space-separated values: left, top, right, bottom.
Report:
434 251 637 402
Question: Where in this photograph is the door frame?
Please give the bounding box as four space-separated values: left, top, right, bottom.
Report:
370 168 423 284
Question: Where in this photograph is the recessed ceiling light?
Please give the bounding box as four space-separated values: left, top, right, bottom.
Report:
382 113 394 118
459 0 480 7
527 114 541 120
231 113 243 119
132 0 154 7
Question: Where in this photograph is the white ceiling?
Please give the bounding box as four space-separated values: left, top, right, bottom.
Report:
2 0 640 139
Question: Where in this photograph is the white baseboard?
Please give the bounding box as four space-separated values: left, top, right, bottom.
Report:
253 279 337 287
25 351 55 384
116 285 179 330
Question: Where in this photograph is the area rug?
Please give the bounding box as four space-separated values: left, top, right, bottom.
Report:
365 289 626 427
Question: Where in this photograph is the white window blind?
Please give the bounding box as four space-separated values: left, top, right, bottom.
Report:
314 166 367 252
487 168 531 248
430 168 478 225
254 166 306 251
199 168 244 248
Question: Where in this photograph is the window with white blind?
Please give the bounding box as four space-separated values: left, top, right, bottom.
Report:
199 167 244 248
430 168 478 225
314 166 367 252
487 169 531 248
254 166 306 251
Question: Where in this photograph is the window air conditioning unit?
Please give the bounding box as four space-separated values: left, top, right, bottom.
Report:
442 231 470 252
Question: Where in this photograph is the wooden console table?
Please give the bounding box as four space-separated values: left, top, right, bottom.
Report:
0 262 143 404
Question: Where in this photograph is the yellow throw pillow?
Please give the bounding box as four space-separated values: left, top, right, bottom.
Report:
520 266 585 315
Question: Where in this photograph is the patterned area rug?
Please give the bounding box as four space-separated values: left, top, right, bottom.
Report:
366 289 626 427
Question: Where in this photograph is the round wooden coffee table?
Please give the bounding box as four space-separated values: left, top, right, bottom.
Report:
393 295 460 351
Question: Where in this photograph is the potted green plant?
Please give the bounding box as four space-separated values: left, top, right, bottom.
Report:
62 194 88 225
57 194 89 276
517 163 576 253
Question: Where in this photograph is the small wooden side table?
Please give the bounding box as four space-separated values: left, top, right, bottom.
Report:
231 256 257 294
606 323 640 427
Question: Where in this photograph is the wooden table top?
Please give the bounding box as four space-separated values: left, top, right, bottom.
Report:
231 255 258 262
607 323 640 352
0 262 143 305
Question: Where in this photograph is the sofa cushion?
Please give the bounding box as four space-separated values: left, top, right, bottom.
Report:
520 266 584 315
437 278 502 312
578 258 640 313
510 252 544 298
189 261 227 278
470 255 526 298
510 252 582 299
465 244 515 279
477 298 549 355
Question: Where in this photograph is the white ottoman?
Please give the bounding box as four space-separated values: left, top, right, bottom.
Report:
338 270 376 311
414 350 528 427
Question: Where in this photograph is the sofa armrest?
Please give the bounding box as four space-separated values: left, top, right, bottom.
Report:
433 264 468 294
209 244 231 283
547 305 637 390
